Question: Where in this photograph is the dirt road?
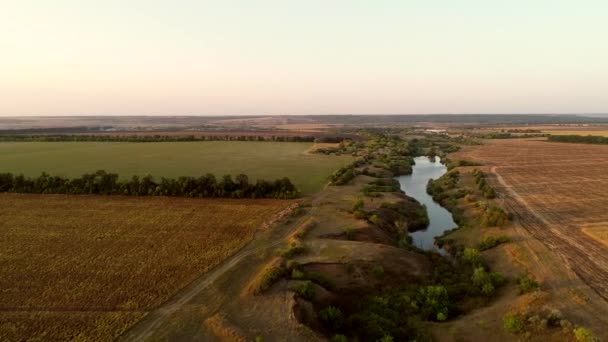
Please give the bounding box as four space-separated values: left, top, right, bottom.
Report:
117 207 312 341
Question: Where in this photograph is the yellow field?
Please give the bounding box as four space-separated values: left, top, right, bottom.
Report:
0 193 293 341
542 130 608 137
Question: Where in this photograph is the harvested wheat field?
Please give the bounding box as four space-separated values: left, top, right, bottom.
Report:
454 139 608 300
0 193 293 341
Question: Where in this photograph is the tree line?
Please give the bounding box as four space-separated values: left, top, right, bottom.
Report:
0 134 329 143
547 134 608 144
0 170 298 199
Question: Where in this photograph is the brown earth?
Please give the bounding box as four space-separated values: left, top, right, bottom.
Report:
449 139 608 338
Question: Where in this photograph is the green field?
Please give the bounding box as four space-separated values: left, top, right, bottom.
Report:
0 141 354 194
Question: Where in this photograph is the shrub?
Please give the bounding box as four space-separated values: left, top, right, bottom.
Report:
546 309 563 327
503 313 524 333
286 260 299 271
330 335 348 342
477 235 511 251
471 267 505 296
295 280 315 300
319 306 344 331
463 248 482 266
372 265 385 278
573 327 600 342
517 275 540 294
281 240 306 258
353 210 368 220
353 197 364 212
305 271 335 290
480 206 509 227
377 335 394 342
416 286 450 321
291 268 304 279
250 261 285 295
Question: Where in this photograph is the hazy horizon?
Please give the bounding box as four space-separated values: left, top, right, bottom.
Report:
2 1 607 116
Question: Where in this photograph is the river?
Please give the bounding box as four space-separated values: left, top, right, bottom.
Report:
396 156 457 252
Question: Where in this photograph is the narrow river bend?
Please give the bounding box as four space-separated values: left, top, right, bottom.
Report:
396 156 457 251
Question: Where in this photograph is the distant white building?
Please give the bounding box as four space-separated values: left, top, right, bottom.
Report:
425 129 447 135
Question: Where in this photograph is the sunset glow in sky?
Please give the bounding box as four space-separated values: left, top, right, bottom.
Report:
1 0 607 115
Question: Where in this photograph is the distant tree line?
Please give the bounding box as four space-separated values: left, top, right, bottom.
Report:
472 132 546 139
0 170 298 199
547 134 608 144
0 134 354 143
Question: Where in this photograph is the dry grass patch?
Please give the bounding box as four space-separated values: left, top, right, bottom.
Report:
581 224 608 247
204 313 248 342
244 257 287 296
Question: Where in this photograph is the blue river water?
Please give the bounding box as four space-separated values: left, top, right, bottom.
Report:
397 156 457 251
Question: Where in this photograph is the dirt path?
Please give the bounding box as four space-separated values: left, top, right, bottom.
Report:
117 210 313 341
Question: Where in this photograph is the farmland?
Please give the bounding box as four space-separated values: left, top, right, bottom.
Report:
0 193 293 341
0 141 355 194
453 139 608 299
542 130 608 137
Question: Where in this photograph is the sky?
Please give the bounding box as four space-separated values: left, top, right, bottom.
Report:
1 0 607 116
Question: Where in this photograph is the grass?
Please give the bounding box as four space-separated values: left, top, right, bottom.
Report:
0 141 354 194
0 193 292 341
247 257 286 295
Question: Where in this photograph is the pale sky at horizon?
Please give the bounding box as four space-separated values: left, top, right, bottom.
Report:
1 0 607 116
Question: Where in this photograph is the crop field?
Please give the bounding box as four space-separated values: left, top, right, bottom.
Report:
542 130 608 137
453 139 608 300
0 141 355 194
0 193 293 341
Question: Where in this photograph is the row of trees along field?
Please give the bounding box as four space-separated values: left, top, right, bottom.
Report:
0 171 298 199
0 134 351 143
547 134 608 144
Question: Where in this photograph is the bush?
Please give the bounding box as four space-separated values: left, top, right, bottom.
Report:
305 271 335 290
517 275 540 294
281 240 306 258
251 261 285 295
330 335 348 342
573 327 600 342
353 197 364 212
286 260 299 271
295 280 315 300
471 267 505 296
416 286 450 321
503 313 524 333
319 306 344 331
291 268 304 279
463 248 482 266
480 206 509 227
372 265 385 278
377 335 394 342
477 235 511 251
